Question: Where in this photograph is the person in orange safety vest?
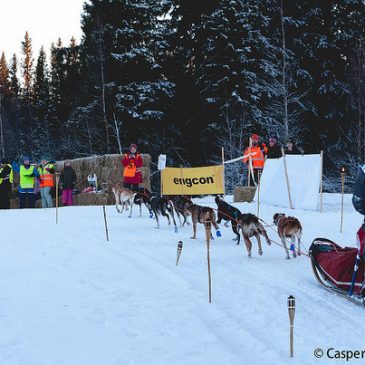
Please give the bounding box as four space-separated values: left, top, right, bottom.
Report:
243 134 267 184
37 158 55 208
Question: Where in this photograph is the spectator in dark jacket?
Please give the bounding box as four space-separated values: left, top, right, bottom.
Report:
285 139 301 155
0 158 13 209
266 136 282 159
60 160 77 206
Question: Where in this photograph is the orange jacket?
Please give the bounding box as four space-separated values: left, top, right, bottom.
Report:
243 145 267 169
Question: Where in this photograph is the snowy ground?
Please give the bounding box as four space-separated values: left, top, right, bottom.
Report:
1 194 365 365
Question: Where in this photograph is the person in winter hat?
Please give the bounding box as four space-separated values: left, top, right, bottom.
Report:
0 157 13 209
285 139 301 155
266 135 282 159
60 160 77 206
243 134 267 184
37 157 55 208
122 143 143 190
18 155 39 209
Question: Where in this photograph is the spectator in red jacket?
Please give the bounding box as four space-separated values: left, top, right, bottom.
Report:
122 143 143 190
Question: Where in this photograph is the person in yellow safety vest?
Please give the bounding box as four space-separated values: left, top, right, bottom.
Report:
18 156 39 209
0 158 13 209
37 158 55 208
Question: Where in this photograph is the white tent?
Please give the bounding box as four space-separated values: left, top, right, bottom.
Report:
254 154 322 211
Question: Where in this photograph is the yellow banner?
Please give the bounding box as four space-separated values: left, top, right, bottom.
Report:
162 165 225 195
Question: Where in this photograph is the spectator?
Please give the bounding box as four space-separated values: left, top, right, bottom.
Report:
37 157 55 208
285 139 301 155
18 156 39 209
267 136 282 159
0 158 13 209
60 160 77 207
122 143 143 190
243 134 267 184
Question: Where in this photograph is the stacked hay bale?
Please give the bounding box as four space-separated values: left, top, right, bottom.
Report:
55 154 151 207
56 154 151 191
234 186 256 203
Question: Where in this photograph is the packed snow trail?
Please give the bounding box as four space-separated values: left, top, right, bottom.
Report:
0 194 365 365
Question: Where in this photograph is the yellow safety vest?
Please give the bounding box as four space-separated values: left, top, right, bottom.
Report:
0 164 13 185
20 165 35 189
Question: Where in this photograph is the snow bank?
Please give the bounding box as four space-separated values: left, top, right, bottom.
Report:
0 193 364 365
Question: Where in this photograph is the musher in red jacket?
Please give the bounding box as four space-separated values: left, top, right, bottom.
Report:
122 143 143 190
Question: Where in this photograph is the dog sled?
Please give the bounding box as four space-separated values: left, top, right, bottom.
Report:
309 226 365 306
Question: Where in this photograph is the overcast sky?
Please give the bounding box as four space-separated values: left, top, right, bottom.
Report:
0 0 86 61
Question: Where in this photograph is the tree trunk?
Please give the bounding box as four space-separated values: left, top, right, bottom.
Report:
280 0 289 140
0 92 5 158
97 16 110 153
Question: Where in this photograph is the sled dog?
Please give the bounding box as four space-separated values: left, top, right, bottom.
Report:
215 195 242 244
170 195 193 227
238 213 271 257
273 213 302 259
146 196 178 231
187 204 220 239
112 183 136 218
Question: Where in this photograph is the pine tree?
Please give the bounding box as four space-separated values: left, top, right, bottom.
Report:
33 46 51 157
0 52 11 96
21 31 34 97
9 54 19 96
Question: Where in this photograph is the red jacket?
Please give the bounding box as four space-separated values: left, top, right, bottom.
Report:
122 153 143 184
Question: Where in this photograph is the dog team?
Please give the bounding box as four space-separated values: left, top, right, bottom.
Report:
113 143 303 259
112 183 302 259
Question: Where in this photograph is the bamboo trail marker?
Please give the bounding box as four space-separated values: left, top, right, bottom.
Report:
256 170 262 217
281 148 293 209
248 137 252 187
288 295 295 358
340 167 346 233
221 147 225 193
205 220 212 303
102 182 109 242
176 241 183 266
55 172 61 224
320 151 324 212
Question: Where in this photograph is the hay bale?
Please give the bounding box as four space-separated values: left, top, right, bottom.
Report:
8 154 151 209
56 153 152 193
72 192 114 206
234 186 256 203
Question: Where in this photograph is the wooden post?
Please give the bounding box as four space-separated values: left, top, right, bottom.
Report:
176 241 183 266
205 220 212 303
257 170 262 217
160 170 163 197
248 137 252 187
55 172 61 224
102 182 109 242
281 148 293 209
221 147 225 195
320 151 324 212
288 295 295 358
340 167 346 233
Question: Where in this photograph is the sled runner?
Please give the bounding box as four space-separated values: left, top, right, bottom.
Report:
309 227 365 306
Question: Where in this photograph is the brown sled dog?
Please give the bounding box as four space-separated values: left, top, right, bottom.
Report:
187 204 220 239
112 183 136 218
273 213 302 259
238 213 271 257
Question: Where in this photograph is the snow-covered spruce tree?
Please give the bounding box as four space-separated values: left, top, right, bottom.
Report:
294 1 364 159
18 31 35 154
80 2 114 153
32 46 51 159
110 1 175 152
169 0 282 166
